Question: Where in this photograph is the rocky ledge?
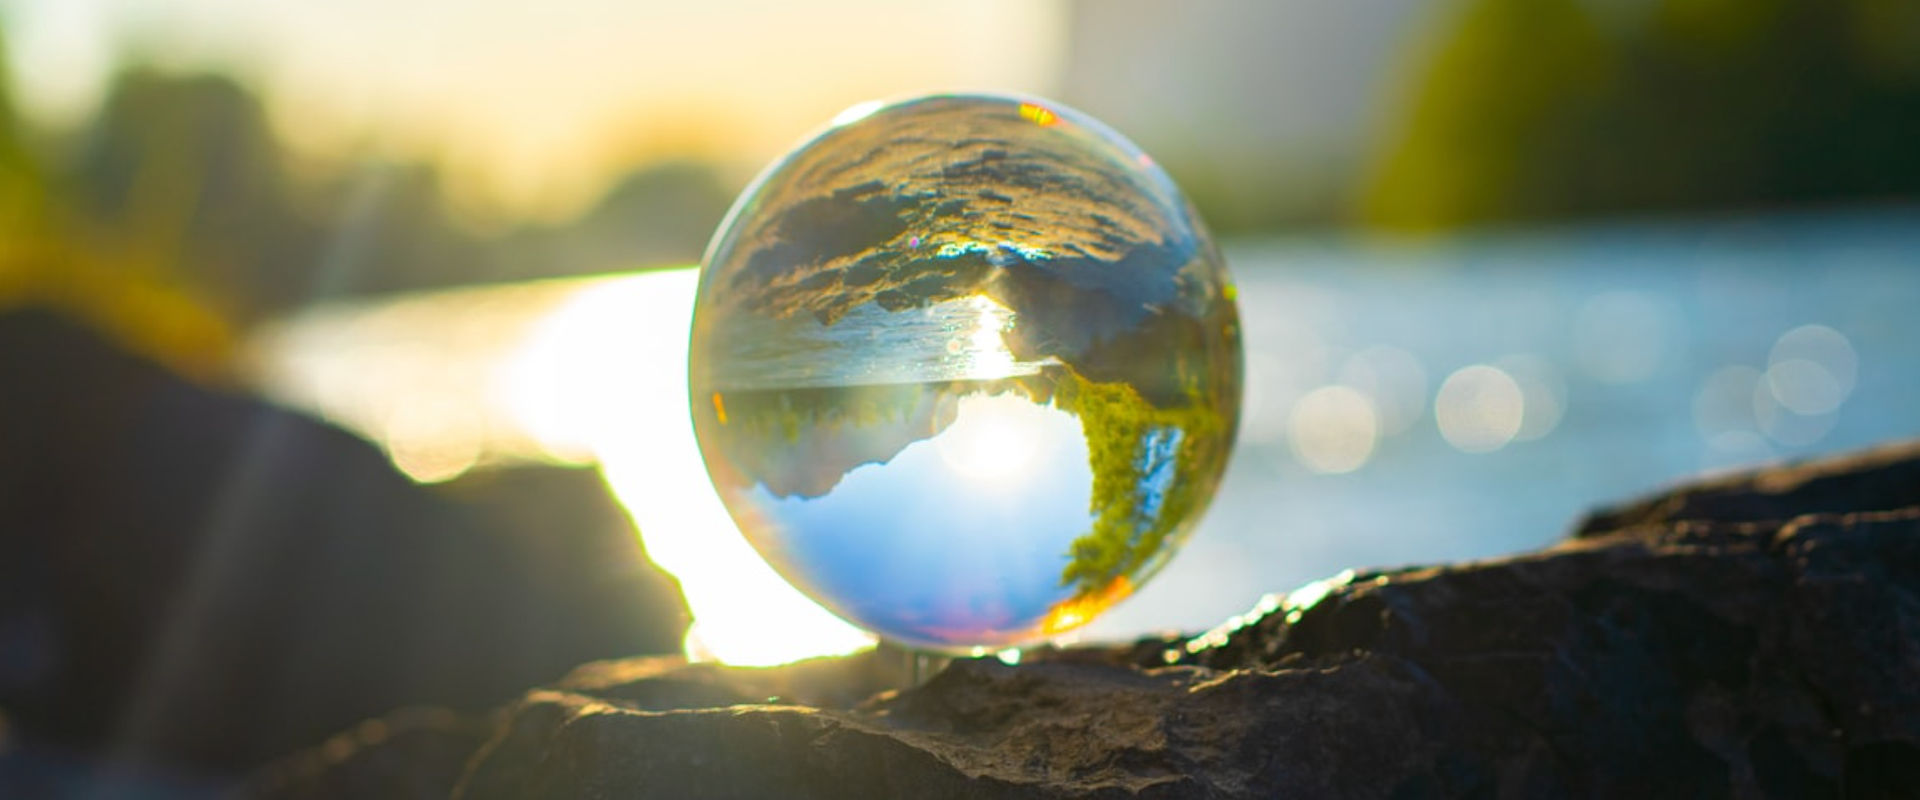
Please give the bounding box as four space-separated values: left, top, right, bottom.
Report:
255 442 1920 799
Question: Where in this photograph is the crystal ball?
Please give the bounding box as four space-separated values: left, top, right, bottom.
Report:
688 94 1241 653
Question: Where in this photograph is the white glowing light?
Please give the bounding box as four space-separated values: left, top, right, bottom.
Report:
245 283 582 484
934 393 1056 486
1765 359 1846 416
1764 324 1856 417
830 99 886 127
247 270 878 665
1287 385 1378 474
1769 324 1857 392
1493 354 1566 442
507 271 874 666
1435 365 1524 454
381 400 484 483
1751 374 1837 448
964 295 1020 376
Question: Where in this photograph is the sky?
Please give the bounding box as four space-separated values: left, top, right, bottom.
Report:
0 0 1069 217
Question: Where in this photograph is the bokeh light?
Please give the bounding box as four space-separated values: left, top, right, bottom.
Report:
1753 375 1838 447
1766 358 1848 416
1492 353 1565 442
1678 324 1861 452
1288 385 1379 474
1764 324 1857 416
1434 365 1525 453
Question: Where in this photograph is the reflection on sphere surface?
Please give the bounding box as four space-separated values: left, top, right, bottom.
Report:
689 94 1241 652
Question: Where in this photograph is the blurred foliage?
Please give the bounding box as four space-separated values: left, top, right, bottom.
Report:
47 67 734 316
67 70 321 316
0 33 44 267
1363 0 1920 230
0 39 235 377
0 27 733 375
0 36 31 207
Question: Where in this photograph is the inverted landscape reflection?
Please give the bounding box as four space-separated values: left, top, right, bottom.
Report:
689 94 1241 652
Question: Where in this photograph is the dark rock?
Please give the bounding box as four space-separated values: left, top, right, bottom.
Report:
0 309 688 777
245 709 497 800
256 442 1920 798
1574 438 1920 534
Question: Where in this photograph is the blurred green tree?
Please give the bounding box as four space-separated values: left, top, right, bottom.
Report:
39 67 733 323
0 40 238 376
0 33 736 376
0 31 42 241
58 69 322 315
1363 0 1920 229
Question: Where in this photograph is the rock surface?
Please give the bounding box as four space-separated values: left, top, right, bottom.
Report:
255 441 1920 799
0 309 689 777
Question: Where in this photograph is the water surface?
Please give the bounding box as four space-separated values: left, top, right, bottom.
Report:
1087 209 1920 639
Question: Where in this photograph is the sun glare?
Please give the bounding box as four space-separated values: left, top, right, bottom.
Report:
934 393 1052 485
962 294 1021 377
505 271 874 665
252 270 1084 666
248 271 883 666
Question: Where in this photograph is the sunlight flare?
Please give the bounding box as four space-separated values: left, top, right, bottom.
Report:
250 269 874 666
504 271 874 665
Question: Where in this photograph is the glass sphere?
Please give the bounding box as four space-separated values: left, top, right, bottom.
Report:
688 94 1240 653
